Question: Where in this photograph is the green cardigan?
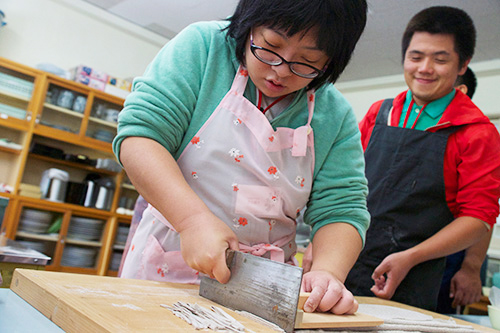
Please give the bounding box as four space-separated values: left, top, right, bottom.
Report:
113 21 370 243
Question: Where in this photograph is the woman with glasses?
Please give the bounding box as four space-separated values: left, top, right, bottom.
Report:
114 0 369 315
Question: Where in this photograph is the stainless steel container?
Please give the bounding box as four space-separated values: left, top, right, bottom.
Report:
40 168 69 202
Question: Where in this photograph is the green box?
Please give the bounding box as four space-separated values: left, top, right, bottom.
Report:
0 197 8 226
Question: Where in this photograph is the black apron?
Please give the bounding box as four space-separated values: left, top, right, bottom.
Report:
345 99 457 311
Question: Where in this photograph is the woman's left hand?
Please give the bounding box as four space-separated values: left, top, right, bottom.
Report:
301 270 358 314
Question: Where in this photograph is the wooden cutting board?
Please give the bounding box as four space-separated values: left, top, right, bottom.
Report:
10 269 383 332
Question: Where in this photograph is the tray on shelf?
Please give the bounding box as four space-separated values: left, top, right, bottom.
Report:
0 72 34 99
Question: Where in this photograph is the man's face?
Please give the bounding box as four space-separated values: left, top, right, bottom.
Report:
403 32 469 106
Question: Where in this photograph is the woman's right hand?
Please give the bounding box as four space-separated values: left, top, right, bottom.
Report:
120 138 240 283
178 212 240 283
302 242 313 273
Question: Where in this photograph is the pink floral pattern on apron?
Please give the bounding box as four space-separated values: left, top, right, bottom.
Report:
120 66 316 283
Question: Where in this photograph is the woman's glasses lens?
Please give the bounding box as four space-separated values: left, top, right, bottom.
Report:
251 46 320 79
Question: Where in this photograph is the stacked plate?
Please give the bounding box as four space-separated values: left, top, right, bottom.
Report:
115 225 130 245
16 239 50 255
67 216 104 241
18 209 53 234
0 103 27 120
60 245 97 268
109 251 123 271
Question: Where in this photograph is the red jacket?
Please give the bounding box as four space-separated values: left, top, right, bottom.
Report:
359 89 500 227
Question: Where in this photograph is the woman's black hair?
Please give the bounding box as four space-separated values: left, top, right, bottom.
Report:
455 67 477 99
226 0 367 90
402 6 476 68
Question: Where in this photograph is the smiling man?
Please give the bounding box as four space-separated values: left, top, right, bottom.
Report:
345 6 500 311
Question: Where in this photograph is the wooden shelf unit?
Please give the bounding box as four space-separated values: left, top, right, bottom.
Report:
0 57 136 276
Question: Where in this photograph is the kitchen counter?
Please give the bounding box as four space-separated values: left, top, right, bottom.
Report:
7 268 498 332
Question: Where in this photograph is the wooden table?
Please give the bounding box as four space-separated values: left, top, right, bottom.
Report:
9 269 496 332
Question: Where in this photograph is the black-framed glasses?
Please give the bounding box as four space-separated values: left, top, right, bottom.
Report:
250 34 325 79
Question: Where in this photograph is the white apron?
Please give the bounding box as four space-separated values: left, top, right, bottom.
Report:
120 66 316 284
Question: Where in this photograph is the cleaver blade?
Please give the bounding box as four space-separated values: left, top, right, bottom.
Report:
199 250 303 333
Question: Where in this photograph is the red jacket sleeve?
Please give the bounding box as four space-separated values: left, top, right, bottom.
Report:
444 122 500 228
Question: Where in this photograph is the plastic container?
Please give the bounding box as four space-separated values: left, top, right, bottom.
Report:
488 305 500 330
40 168 69 202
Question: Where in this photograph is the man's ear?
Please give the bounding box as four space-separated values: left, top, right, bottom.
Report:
456 84 468 95
458 59 471 76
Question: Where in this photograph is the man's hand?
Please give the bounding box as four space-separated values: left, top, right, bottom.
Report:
179 212 239 283
301 270 358 314
370 251 413 299
450 267 482 308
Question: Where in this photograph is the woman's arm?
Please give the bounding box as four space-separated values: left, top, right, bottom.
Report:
301 222 363 314
120 137 240 282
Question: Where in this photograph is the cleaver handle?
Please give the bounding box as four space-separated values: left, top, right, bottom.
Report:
225 249 236 267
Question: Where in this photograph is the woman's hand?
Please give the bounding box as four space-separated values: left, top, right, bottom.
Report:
178 212 239 284
300 222 362 314
301 269 358 314
302 242 313 273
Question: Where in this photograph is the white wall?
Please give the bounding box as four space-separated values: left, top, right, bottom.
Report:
337 59 500 121
0 0 498 121
0 0 167 80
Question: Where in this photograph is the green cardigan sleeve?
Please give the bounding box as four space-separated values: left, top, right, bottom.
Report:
113 21 236 161
303 87 370 245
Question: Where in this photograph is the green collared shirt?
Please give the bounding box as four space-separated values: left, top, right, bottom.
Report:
398 90 456 130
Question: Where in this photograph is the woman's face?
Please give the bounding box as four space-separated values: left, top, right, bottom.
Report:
244 26 329 98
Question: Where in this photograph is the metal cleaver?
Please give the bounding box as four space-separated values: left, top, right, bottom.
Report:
199 250 303 333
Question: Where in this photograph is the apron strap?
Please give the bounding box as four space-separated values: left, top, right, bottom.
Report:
230 66 250 95
375 98 394 125
239 243 285 262
231 65 315 157
292 90 315 156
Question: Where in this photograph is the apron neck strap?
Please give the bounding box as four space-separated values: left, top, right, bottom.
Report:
230 65 250 94
232 65 316 128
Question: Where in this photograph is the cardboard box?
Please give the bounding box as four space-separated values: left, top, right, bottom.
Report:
74 74 106 91
72 65 108 82
107 76 132 92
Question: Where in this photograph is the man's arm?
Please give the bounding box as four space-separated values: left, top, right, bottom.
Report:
370 216 488 300
450 229 492 307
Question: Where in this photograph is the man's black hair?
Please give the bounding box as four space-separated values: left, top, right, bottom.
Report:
402 6 476 68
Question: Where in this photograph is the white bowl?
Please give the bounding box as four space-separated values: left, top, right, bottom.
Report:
488 305 500 330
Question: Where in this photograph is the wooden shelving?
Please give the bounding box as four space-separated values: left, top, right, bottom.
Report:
29 154 118 176
0 146 22 154
0 57 136 276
